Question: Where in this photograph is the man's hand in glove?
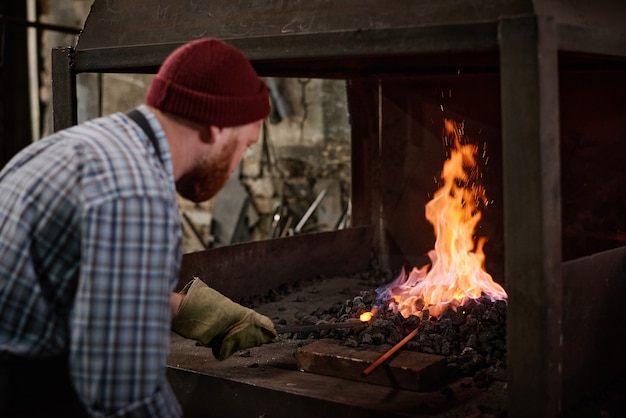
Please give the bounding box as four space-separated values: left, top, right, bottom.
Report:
171 278 278 360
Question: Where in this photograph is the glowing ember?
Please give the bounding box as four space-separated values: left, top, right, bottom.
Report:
359 311 373 322
359 307 377 322
376 119 507 318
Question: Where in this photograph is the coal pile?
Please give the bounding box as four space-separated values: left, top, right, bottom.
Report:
275 287 507 388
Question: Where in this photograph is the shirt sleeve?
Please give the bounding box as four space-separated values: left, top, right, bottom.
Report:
70 195 182 417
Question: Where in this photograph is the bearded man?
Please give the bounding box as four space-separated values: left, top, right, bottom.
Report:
0 38 277 417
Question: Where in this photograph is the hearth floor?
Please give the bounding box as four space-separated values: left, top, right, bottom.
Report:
167 275 507 418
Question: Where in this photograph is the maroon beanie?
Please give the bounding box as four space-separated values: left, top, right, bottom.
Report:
145 38 270 127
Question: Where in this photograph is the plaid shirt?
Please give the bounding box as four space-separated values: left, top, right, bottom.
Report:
0 106 182 417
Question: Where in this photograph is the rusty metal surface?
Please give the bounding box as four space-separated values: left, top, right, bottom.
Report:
76 0 527 52
562 246 626 408
68 0 626 79
76 1 626 54
167 333 506 418
177 227 373 301
71 25 502 76
166 275 491 415
295 339 447 392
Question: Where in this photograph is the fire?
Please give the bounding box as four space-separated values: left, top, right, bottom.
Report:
359 311 373 322
359 307 377 322
376 119 507 318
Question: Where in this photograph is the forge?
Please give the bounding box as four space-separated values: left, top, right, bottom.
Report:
52 1 626 417
166 274 509 418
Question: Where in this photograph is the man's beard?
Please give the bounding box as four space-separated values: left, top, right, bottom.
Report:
175 140 236 203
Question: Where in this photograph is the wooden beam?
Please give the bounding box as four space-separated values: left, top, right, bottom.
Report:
295 339 446 392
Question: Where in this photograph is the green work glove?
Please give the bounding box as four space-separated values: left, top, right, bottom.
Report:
171 278 277 360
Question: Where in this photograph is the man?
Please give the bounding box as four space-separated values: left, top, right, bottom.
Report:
0 38 277 417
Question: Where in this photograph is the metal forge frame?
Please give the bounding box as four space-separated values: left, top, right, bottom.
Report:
51 1 626 417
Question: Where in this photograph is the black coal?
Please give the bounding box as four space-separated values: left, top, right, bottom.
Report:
264 273 507 389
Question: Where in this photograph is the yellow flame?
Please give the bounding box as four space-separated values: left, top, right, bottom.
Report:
380 119 507 318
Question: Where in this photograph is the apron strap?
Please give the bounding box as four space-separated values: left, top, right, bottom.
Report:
127 108 164 165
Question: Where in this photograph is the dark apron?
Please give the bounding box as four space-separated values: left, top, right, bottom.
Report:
0 354 88 417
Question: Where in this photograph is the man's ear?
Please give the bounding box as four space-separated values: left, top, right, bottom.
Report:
201 125 221 144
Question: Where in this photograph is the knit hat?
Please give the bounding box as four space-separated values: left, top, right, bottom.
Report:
145 38 270 127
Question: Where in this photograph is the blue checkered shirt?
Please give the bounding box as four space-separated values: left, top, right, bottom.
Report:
0 106 182 417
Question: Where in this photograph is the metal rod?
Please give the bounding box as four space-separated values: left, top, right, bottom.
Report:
361 324 422 377
276 319 364 334
27 0 40 142
0 15 81 34
294 188 327 233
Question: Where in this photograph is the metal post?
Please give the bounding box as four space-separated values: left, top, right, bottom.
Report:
499 14 563 418
51 46 77 131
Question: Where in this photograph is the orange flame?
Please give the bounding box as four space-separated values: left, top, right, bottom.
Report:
378 119 507 318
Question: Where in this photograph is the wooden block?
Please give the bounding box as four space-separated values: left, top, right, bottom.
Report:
295 339 447 392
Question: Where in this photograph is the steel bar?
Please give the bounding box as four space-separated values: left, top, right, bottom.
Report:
361 324 422 377
275 320 365 335
294 189 327 233
0 14 81 34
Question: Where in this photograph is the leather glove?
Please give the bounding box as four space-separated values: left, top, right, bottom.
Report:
171 278 277 360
